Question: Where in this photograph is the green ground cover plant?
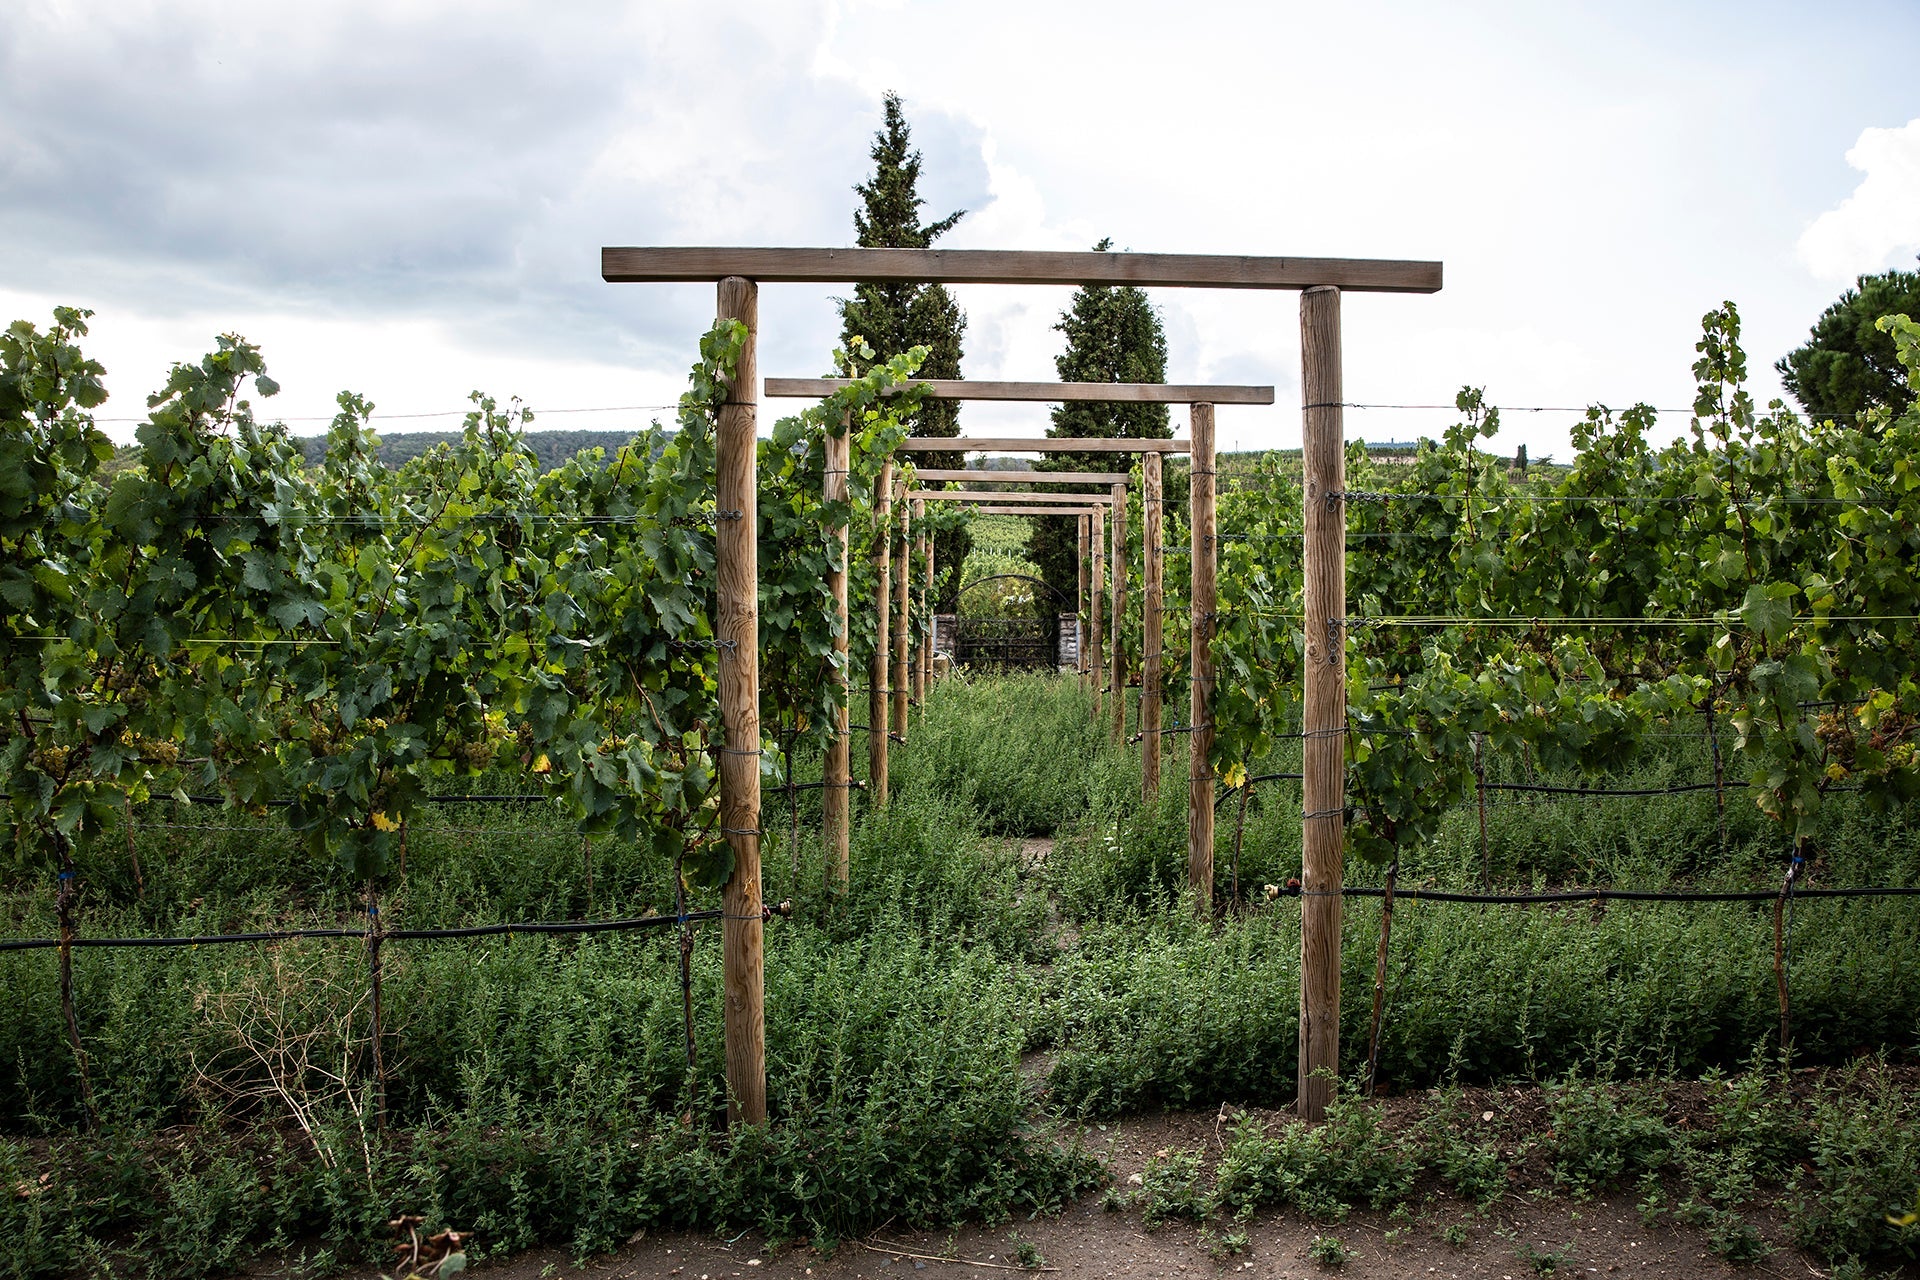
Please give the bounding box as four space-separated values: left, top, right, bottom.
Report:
7 295 1920 1274
5 675 1920 1275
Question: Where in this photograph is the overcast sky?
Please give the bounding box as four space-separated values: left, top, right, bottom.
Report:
3 0 1918 458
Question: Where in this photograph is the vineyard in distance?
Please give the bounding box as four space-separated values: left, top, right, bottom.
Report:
4 291 1920 1280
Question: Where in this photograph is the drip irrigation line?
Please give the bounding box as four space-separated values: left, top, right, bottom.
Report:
180 794 552 807
0 903 798 952
1265 884 1920 905
1479 779 1744 797
0 905 787 955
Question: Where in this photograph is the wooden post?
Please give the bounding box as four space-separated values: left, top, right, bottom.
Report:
892 475 910 742
1078 514 1090 690
913 498 929 708
1142 451 1164 799
923 516 935 695
823 423 851 888
1091 506 1105 723
715 276 766 1125
1189 403 1217 913
1299 285 1346 1121
1110 480 1128 743
870 459 892 808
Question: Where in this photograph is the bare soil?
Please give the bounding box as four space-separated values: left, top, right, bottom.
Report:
340 1101 1914 1280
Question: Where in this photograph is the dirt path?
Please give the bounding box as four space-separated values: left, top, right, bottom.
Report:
392 1107 1873 1280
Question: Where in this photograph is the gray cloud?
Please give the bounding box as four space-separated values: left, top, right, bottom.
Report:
0 2 992 378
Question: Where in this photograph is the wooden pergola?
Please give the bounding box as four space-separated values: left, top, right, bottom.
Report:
605 245 1442 1125
767 376 1260 834
915 468 1130 484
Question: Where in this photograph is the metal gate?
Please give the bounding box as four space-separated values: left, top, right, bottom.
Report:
955 616 1056 669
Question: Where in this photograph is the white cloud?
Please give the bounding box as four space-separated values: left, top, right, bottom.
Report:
1797 118 1920 282
5 0 1919 455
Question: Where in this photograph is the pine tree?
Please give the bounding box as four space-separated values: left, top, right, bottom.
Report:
1776 264 1920 422
1027 239 1172 608
836 92 971 608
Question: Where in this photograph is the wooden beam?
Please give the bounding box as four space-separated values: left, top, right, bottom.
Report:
766 378 1273 404
964 505 1106 516
1078 514 1090 691
822 423 851 889
1091 506 1105 725
714 277 765 1127
910 489 1115 504
603 246 1443 293
1110 480 1128 744
902 438 1189 454
870 459 892 808
914 468 1131 485
892 474 910 744
1299 286 1347 1122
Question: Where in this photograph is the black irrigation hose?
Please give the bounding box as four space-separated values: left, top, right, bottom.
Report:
1267 884 1920 905
1480 780 1743 796
1213 778 1853 808
183 794 551 807
0 904 798 953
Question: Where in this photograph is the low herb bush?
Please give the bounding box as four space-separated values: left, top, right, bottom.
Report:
1211 1099 1417 1221
1786 1064 1920 1266
893 673 1110 836
1545 1079 1673 1194
1136 1148 1208 1226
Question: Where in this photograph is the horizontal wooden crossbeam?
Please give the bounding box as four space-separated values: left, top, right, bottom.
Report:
602 247 1443 293
912 490 1115 504
902 438 1189 454
765 378 1273 404
914 468 1131 485
966 506 1106 516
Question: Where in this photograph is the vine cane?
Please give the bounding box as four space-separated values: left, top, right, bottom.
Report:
1774 845 1802 1062
366 883 387 1134
55 836 94 1128
1364 856 1399 1098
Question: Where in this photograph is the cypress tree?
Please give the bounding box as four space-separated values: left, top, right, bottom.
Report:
1027 239 1172 608
836 92 971 608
